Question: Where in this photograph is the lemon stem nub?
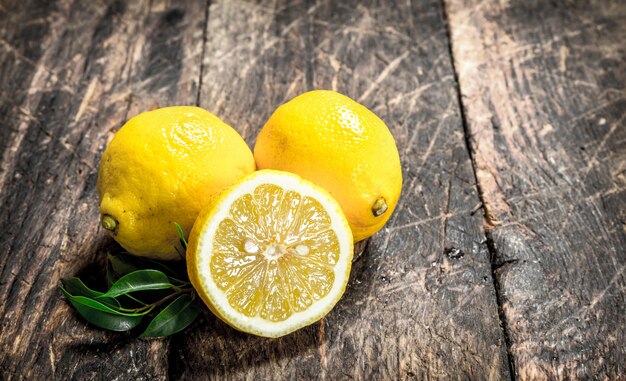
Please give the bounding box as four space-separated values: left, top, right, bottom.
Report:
372 197 388 217
101 214 118 232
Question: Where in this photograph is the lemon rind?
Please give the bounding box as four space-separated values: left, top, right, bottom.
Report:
188 169 353 338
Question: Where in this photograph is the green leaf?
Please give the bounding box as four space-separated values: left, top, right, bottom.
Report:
108 253 141 278
100 270 173 298
60 287 151 331
108 252 186 282
175 222 188 250
61 278 120 308
62 277 104 297
141 294 200 337
106 259 117 288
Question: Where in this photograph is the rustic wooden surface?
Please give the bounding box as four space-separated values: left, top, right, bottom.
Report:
0 0 623 380
446 0 626 379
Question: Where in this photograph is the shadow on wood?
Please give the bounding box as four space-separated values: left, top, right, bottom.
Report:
168 238 377 379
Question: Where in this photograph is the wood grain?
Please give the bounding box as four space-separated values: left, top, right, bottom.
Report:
0 0 206 379
7 0 623 379
446 0 626 379
171 0 509 380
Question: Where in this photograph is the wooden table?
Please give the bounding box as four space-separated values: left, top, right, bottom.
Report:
1 0 624 379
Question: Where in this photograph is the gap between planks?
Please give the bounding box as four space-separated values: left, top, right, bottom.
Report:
439 0 516 379
195 0 211 106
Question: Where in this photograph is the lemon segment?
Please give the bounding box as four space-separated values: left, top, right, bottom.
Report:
187 170 353 337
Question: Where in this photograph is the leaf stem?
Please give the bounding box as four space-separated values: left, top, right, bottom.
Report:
134 288 193 313
124 294 149 306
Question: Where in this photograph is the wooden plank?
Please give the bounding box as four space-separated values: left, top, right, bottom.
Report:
172 0 510 379
446 0 626 379
0 0 206 379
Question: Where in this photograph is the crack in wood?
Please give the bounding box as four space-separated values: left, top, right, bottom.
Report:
196 0 211 107
304 0 315 91
485 233 517 380
440 0 516 379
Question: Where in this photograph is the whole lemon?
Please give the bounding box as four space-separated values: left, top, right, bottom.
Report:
254 90 402 241
97 106 255 260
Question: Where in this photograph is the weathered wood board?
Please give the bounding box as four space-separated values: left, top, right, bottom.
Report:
172 0 509 380
446 0 626 379
3 0 624 379
0 0 205 378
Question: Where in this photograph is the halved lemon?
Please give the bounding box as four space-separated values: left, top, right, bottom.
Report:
187 169 354 337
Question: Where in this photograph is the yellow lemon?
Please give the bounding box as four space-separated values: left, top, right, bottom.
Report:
97 106 255 260
187 170 353 337
254 90 402 241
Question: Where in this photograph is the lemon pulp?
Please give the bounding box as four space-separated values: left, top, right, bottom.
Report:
212 184 339 321
188 170 353 337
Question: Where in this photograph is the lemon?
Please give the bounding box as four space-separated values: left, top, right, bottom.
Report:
97 106 255 260
254 90 402 241
187 170 353 337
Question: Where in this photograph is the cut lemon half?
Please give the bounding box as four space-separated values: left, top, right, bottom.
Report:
187 169 354 337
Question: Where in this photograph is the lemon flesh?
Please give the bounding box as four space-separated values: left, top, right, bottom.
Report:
187 170 353 337
97 106 255 260
254 90 403 241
